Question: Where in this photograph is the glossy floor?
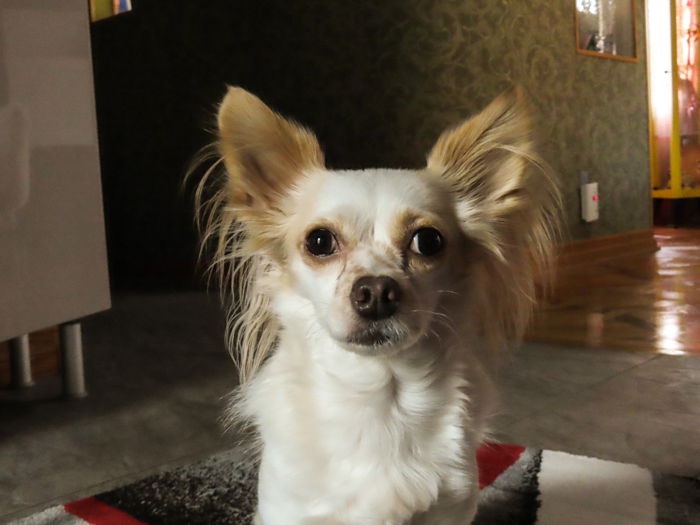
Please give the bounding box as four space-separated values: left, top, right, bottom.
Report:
526 228 700 355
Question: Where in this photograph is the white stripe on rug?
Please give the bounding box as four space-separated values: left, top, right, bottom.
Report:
11 504 87 525
537 450 656 525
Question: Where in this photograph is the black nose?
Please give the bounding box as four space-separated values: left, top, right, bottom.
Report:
350 276 402 320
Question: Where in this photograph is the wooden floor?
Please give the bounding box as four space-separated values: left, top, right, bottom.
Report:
0 326 60 387
526 228 700 355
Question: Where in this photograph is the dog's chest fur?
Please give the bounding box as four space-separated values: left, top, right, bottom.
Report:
242 324 476 524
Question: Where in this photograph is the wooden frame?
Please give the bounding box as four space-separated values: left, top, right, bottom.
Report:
575 0 638 62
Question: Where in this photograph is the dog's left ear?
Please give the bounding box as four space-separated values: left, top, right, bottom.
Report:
427 88 553 256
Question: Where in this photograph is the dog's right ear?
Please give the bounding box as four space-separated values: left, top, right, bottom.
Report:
217 87 324 219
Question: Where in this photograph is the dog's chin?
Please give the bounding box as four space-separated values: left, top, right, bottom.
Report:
336 321 418 356
347 329 398 347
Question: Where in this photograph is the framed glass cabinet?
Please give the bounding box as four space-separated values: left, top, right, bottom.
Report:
648 0 700 198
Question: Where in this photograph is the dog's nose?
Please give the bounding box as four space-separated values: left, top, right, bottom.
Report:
350 276 402 320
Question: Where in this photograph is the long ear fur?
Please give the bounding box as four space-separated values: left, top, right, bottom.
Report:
193 87 323 385
428 88 561 362
218 87 324 254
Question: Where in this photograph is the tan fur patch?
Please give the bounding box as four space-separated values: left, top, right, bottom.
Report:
215 86 327 264
218 86 324 220
390 209 451 273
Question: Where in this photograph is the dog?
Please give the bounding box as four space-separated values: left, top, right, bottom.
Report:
195 86 559 524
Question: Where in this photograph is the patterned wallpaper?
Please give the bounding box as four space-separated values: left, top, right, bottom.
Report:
91 0 651 287
247 0 651 240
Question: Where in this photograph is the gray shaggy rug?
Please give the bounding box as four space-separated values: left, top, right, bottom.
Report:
12 444 700 524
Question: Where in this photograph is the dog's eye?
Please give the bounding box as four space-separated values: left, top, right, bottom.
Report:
410 228 443 256
306 228 338 257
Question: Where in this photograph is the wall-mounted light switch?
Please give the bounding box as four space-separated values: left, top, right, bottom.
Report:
581 182 599 222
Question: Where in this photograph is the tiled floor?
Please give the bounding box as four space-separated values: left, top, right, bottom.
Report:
2 273 700 521
495 344 700 477
0 293 236 522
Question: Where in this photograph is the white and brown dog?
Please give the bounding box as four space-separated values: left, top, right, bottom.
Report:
196 87 559 524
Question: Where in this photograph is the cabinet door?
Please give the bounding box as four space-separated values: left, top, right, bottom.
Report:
0 0 110 341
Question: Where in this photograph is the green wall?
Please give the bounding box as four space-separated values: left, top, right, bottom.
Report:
253 0 651 240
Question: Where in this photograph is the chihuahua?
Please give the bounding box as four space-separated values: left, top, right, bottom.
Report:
195 87 559 524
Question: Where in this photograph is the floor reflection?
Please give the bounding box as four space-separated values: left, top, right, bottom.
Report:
526 228 700 355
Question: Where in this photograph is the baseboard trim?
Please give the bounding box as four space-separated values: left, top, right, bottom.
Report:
558 229 659 270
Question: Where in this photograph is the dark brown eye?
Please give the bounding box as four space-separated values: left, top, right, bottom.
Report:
410 228 443 256
305 228 338 257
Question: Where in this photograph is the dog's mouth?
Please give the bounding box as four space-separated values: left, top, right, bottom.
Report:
346 328 395 347
342 320 410 350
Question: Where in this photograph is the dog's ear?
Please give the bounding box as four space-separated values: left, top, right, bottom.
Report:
217 87 324 215
428 89 560 358
427 88 553 256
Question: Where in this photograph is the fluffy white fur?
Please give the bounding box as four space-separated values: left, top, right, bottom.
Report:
195 87 560 524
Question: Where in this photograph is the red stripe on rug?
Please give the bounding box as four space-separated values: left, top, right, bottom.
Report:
477 443 526 489
65 497 147 525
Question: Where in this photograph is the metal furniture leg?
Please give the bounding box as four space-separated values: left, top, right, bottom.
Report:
60 322 87 398
9 334 33 388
